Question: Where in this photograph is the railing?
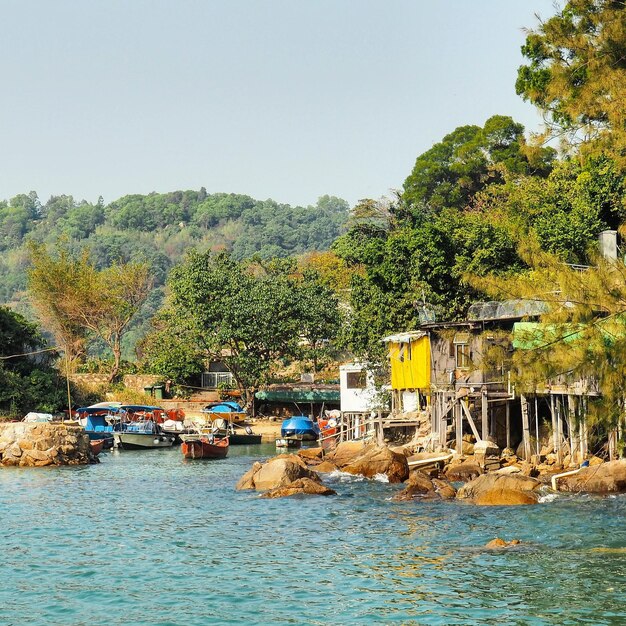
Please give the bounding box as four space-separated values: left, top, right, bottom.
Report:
319 412 379 449
201 372 234 389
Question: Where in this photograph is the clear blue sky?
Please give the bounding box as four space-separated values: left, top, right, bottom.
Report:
0 0 557 208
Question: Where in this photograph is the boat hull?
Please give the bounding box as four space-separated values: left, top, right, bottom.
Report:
212 429 262 445
113 432 176 450
276 437 302 449
181 436 229 459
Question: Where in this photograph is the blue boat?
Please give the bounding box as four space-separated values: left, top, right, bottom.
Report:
280 415 320 441
200 400 247 424
77 407 118 449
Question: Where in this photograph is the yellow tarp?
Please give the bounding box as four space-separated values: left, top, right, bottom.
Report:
388 335 430 390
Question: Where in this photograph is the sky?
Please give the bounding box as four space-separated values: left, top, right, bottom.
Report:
0 0 557 209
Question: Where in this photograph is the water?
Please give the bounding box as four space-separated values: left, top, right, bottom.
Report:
2 445 626 625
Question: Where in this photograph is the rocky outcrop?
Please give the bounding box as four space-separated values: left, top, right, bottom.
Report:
457 473 542 505
445 461 482 482
559 459 626 493
260 478 336 499
236 454 323 492
325 442 409 483
485 538 521 549
394 470 456 501
0 423 94 467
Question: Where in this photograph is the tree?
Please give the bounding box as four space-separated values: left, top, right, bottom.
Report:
0 306 66 415
28 242 151 381
516 1 626 160
146 251 342 404
402 116 554 216
471 240 626 432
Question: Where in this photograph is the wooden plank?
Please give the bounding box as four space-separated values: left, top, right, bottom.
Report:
481 388 489 441
460 399 481 442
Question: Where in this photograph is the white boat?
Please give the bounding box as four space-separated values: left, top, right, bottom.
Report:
112 421 176 450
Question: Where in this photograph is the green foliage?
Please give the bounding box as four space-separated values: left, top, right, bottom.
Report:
402 116 555 215
0 306 66 415
516 1 626 160
142 251 342 401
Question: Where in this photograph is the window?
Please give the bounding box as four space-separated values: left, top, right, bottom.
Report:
455 343 471 369
346 370 367 389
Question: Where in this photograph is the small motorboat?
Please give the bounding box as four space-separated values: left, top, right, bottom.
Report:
76 407 116 449
275 437 302 450
200 401 247 425
280 415 320 441
112 420 176 450
180 433 229 459
90 439 105 456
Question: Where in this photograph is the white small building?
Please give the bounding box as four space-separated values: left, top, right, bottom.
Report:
339 363 378 414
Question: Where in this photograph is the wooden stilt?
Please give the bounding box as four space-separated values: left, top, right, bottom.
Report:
520 394 531 461
455 400 463 454
481 386 489 442
556 395 564 465
550 394 557 455
505 401 511 451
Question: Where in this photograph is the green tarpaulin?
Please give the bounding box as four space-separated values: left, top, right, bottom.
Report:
255 389 340 402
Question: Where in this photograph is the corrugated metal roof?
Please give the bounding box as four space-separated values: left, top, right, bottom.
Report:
381 331 427 344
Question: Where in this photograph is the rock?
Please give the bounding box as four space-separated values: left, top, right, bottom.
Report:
341 443 409 483
315 460 339 473
236 462 263 490
494 465 521 475
260 478 336 498
432 478 457 499
298 447 323 460
457 473 541 505
445 462 482 482
588 456 604 466
325 441 368 467
485 538 521 549
236 455 321 492
559 459 626 493
394 471 456 501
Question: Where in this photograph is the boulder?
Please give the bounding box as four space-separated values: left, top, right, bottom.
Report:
260 478 337 499
325 441 368 467
236 454 321 492
457 473 542 505
298 447 323 461
315 460 339 473
341 443 409 483
445 462 482 482
394 471 456 501
485 538 521 549
559 459 626 493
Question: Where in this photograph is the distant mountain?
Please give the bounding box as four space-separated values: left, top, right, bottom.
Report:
0 189 350 356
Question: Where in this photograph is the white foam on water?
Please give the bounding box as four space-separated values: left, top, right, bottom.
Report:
538 493 559 503
373 473 389 483
327 469 365 483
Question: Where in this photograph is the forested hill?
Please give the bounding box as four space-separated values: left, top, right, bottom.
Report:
0 189 350 305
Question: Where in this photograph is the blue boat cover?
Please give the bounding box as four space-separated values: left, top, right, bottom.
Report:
204 401 244 413
280 416 320 438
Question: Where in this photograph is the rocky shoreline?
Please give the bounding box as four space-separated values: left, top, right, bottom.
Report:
0 422 95 467
237 440 626 503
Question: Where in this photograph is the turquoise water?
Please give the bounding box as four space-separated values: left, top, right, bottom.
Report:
2 444 626 625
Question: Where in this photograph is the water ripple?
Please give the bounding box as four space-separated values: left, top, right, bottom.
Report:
2 444 626 624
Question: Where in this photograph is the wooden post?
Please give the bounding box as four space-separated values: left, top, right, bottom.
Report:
481 386 489 442
556 396 564 465
377 410 384 445
455 400 463 454
439 393 448 447
534 395 540 455
567 395 580 464
550 394 557 455
505 400 511 451
520 394 531 461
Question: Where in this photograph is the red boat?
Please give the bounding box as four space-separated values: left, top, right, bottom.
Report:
90 439 104 456
180 434 229 459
